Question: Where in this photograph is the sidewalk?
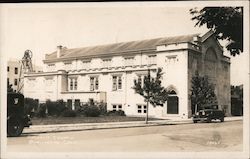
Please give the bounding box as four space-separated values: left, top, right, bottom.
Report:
23 116 243 134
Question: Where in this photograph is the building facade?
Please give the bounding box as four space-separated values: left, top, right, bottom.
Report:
23 31 231 119
7 60 21 92
8 59 43 92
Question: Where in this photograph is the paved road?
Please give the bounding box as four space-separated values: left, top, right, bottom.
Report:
7 120 242 152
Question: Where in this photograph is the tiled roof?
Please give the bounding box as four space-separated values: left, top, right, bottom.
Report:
45 33 200 61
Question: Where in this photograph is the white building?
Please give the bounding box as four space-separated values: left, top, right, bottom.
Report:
7 59 21 92
7 59 43 92
23 31 231 119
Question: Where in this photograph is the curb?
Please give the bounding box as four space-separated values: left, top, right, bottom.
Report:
22 117 242 135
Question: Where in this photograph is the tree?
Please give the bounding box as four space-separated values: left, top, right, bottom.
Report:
190 72 217 114
190 7 243 56
133 68 168 123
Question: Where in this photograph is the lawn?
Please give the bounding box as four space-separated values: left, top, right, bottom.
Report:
31 116 161 125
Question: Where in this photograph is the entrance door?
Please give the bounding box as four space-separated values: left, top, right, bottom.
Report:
167 90 179 114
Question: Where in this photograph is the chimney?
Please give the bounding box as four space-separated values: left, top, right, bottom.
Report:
57 45 63 58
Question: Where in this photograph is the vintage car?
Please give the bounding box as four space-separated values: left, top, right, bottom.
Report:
192 109 225 123
7 92 32 137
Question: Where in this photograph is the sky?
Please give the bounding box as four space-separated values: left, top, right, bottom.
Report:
0 2 248 85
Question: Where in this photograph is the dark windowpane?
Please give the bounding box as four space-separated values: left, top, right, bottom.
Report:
14 79 18 85
15 67 18 74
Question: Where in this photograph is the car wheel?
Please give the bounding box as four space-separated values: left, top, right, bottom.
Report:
7 117 24 137
220 117 224 122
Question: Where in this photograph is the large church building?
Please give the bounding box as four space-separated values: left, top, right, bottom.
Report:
23 31 231 119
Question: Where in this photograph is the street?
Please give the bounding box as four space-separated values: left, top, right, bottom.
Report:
7 120 242 152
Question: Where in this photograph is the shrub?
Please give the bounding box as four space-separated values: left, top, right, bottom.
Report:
107 110 126 116
78 104 101 117
24 98 39 115
46 100 67 116
62 110 77 117
97 102 107 115
37 103 47 118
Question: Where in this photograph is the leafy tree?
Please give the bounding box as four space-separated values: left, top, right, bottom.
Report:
190 7 243 56
190 72 217 114
133 68 168 123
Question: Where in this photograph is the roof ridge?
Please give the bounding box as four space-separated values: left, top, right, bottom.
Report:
67 33 200 51
45 33 200 61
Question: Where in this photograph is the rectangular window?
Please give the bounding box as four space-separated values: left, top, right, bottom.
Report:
124 57 134 66
112 75 122 91
137 75 146 87
15 67 18 74
118 76 122 89
69 78 78 91
103 59 112 68
90 76 99 91
95 77 99 90
143 105 147 113
118 105 122 111
148 55 156 65
7 66 9 72
70 79 74 90
90 77 94 91
137 105 142 113
137 104 147 114
14 79 18 86
74 79 77 90
113 105 117 111
112 104 122 111
112 76 117 91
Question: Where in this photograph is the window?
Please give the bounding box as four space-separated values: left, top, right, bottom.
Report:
148 55 156 65
124 57 134 66
112 104 122 111
137 104 147 114
118 76 122 89
70 79 74 90
7 78 9 86
102 59 112 68
112 75 122 91
90 76 99 91
137 75 146 87
95 77 99 90
7 66 9 72
68 78 77 91
74 79 77 90
14 79 18 86
15 67 18 74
